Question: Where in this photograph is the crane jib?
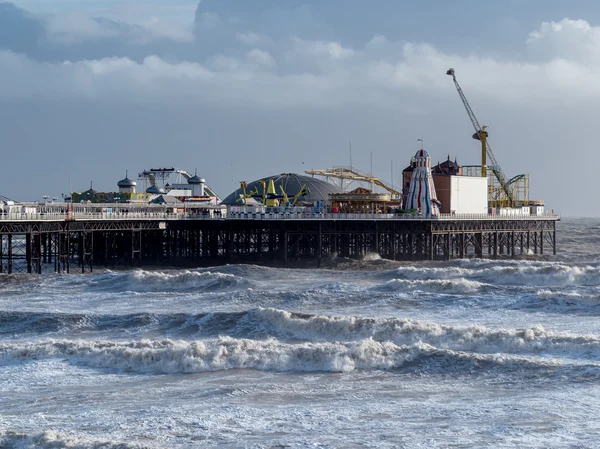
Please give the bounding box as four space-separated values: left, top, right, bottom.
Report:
447 69 514 204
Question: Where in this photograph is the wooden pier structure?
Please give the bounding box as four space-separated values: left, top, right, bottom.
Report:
0 209 559 274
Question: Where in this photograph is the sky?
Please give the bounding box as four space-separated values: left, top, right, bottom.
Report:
1 0 599 215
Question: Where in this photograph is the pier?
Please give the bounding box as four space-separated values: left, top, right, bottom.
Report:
0 205 559 274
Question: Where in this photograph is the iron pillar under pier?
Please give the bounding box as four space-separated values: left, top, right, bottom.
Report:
0 217 558 274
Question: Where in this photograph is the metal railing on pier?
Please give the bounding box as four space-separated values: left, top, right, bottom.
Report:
0 211 561 222
227 212 561 221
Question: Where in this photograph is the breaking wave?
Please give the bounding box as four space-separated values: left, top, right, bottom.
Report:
84 269 253 292
394 261 600 287
0 430 149 449
6 308 600 358
0 310 247 339
375 278 485 294
243 309 600 356
0 337 583 375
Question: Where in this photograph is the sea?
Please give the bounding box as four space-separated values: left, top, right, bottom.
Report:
0 217 599 448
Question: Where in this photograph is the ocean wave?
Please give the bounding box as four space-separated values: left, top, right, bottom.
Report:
242 309 600 356
524 289 600 310
88 269 252 292
0 337 576 375
374 278 485 294
379 261 600 287
6 308 600 358
0 430 150 449
0 311 246 340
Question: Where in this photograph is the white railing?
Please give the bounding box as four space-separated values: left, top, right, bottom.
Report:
227 212 561 221
0 212 222 221
0 211 561 222
435 213 561 221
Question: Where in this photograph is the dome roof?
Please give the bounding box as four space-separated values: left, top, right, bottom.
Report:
221 173 343 205
415 149 430 159
188 175 202 184
117 176 137 188
146 185 165 194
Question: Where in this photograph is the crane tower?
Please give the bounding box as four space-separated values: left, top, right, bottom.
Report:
446 68 529 208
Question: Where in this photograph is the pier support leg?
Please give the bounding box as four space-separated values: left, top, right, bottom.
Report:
48 233 53 264
66 232 70 273
520 234 524 255
7 235 12 274
374 222 379 255
475 233 483 259
26 233 32 274
493 232 498 259
82 232 93 273
132 229 141 267
42 233 47 264
257 229 262 260
34 233 42 274
511 232 515 257
317 222 322 268
429 234 434 261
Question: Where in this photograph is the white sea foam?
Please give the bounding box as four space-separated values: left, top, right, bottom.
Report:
124 269 249 292
0 430 148 449
7 307 600 357
536 289 584 299
0 337 552 374
0 336 588 375
388 262 600 287
244 308 600 355
379 278 484 294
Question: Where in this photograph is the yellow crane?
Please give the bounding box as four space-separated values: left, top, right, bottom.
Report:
446 68 524 207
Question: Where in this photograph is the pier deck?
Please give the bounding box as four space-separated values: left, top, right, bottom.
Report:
0 210 559 274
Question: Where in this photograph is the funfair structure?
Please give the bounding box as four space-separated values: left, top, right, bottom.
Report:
405 149 440 216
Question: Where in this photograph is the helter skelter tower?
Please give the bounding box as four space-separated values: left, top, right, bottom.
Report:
405 149 441 216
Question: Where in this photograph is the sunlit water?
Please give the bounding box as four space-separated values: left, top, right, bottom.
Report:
1 218 598 448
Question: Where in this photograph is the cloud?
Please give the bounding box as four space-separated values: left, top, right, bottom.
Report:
43 11 195 45
195 11 221 30
2 18 600 108
2 4 600 214
0 2 46 54
236 31 273 47
44 12 121 43
292 38 355 60
0 1 194 63
246 48 276 68
527 18 600 63
140 16 194 42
